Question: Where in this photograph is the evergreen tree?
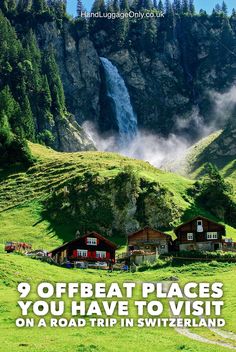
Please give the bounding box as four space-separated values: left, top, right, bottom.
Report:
165 0 170 13
222 1 227 15
17 0 31 12
194 164 236 225
91 0 106 13
77 0 84 16
0 11 21 67
232 8 236 17
173 0 181 14
157 0 164 12
182 0 189 13
136 0 144 10
199 9 207 16
215 3 221 13
0 86 19 136
37 75 54 139
153 0 157 9
144 17 157 51
189 0 195 15
221 17 234 48
20 93 35 140
1 0 17 13
113 0 120 12
143 0 152 9
120 0 129 11
116 15 129 47
32 0 46 13
43 50 65 115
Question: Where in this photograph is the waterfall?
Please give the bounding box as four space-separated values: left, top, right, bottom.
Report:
100 57 137 146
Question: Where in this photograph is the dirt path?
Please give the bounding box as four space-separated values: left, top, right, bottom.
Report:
175 326 236 350
161 282 236 350
210 329 236 341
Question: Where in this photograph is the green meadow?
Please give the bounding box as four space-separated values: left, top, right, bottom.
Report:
1 143 236 351
1 247 236 352
0 142 236 249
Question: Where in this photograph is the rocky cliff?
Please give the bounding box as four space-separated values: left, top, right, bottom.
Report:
39 12 236 142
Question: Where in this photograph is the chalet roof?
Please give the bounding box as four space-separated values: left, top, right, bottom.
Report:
128 226 172 240
49 231 117 254
174 216 225 233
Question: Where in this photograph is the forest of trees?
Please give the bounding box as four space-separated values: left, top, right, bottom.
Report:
0 0 69 165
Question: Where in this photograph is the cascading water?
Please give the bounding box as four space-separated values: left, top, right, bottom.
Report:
100 57 138 146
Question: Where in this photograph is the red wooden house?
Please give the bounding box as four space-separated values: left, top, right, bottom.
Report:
174 216 226 252
49 232 117 268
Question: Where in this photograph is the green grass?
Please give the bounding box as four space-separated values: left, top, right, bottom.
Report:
175 130 236 190
0 142 236 250
0 142 193 249
1 250 236 351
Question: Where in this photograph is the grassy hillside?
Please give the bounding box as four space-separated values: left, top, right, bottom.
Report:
1 247 236 351
174 130 236 189
0 142 236 251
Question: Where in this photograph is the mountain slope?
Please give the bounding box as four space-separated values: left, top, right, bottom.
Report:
173 128 236 191
1 142 236 251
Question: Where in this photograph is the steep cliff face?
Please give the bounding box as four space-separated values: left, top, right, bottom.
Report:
35 21 101 124
25 12 236 146
90 15 236 140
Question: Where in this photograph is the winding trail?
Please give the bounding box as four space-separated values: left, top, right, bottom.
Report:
175 326 236 350
210 328 236 341
162 282 236 350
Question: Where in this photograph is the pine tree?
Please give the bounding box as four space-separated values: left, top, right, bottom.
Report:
0 86 19 144
77 0 84 17
189 0 195 15
157 0 164 12
37 75 54 132
43 50 65 115
143 0 152 9
221 17 234 47
32 0 46 13
222 1 227 15
153 0 157 9
120 0 129 11
215 4 221 13
165 0 171 13
20 94 35 140
17 0 32 12
91 0 106 13
173 0 181 14
145 17 157 50
232 8 236 17
182 0 189 13
199 9 207 16
136 0 144 10
113 0 120 12
1 0 17 13
116 15 129 47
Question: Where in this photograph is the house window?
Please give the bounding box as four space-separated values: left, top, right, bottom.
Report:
87 237 97 246
77 249 88 257
187 233 194 241
207 232 218 240
196 220 203 232
96 251 106 258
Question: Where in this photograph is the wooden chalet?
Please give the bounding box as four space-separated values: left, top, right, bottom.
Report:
49 232 117 268
174 216 226 252
128 226 172 255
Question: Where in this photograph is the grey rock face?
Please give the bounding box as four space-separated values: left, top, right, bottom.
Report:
35 21 101 152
